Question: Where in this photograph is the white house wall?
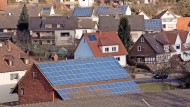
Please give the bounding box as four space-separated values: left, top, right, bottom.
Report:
125 6 131 15
78 0 94 7
74 37 94 59
138 12 149 19
186 32 190 48
131 31 144 43
114 55 127 67
161 11 177 31
173 34 182 54
0 70 26 103
75 29 96 39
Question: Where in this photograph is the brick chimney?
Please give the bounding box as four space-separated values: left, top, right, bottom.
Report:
53 54 58 61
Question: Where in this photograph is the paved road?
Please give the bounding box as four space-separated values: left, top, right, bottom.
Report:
134 76 181 85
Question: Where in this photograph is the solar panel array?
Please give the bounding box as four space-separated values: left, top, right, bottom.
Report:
144 19 162 31
56 81 141 100
118 6 128 14
73 7 93 17
37 57 130 86
88 35 97 41
97 6 120 15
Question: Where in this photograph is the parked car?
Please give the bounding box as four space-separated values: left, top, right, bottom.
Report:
153 72 168 79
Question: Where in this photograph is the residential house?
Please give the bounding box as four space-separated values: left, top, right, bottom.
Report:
74 31 128 67
75 19 96 39
0 41 35 103
98 15 145 42
0 16 19 34
163 30 190 61
29 16 78 46
78 0 94 7
177 17 190 31
144 19 162 33
96 5 131 16
138 11 150 19
12 57 140 104
3 4 55 16
153 10 177 31
0 0 8 11
56 0 79 9
129 32 171 64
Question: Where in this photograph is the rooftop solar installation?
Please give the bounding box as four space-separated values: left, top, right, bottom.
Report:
88 35 97 41
144 19 162 31
73 7 93 17
118 6 128 14
42 7 51 10
37 57 130 86
56 81 141 100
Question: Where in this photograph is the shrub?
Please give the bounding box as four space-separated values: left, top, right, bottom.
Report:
136 63 151 71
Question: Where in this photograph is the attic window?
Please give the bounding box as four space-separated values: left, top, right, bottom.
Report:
4 55 14 66
57 24 61 28
33 72 38 79
167 13 170 15
10 73 19 80
20 53 30 65
141 37 144 42
88 35 97 41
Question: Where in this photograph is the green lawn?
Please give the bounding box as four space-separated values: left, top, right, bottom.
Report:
138 83 179 92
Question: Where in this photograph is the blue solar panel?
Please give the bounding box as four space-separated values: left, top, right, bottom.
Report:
88 35 97 41
43 7 51 10
73 7 93 17
118 6 128 14
37 57 130 86
56 81 141 100
144 19 162 31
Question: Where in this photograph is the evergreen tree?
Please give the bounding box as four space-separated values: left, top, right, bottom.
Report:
118 16 133 51
17 4 29 31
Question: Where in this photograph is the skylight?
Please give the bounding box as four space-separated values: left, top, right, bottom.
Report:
88 35 97 41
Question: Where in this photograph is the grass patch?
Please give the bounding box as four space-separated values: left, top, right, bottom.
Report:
138 83 179 92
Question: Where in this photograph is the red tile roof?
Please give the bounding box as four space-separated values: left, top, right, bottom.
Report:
82 31 128 57
0 41 35 73
162 31 178 44
177 17 190 31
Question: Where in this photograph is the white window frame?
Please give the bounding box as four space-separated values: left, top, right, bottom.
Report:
10 73 19 80
141 37 144 42
105 48 109 52
137 46 141 51
112 47 116 52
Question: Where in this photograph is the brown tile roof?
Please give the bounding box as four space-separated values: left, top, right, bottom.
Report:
82 31 128 57
162 31 178 44
169 45 176 52
177 17 190 31
0 41 35 73
178 30 189 43
98 37 118 46
143 32 169 54
0 0 7 11
78 18 96 29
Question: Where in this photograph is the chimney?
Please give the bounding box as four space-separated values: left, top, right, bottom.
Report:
5 41 11 51
53 54 58 61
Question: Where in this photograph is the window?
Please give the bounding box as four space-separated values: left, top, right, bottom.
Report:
176 45 180 49
33 72 38 79
141 37 144 42
112 47 116 52
10 73 19 80
116 57 120 61
167 13 170 15
163 24 166 28
21 88 24 95
47 40 50 43
57 24 61 28
105 48 109 52
137 46 141 51
5 60 14 66
45 24 52 28
60 32 70 37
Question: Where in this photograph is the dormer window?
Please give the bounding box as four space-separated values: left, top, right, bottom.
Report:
167 13 170 15
45 24 52 28
105 48 109 52
112 47 116 52
137 46 141 51
141 37 144 42
10 73 19 80
20 53 30 65
4 55 14 66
